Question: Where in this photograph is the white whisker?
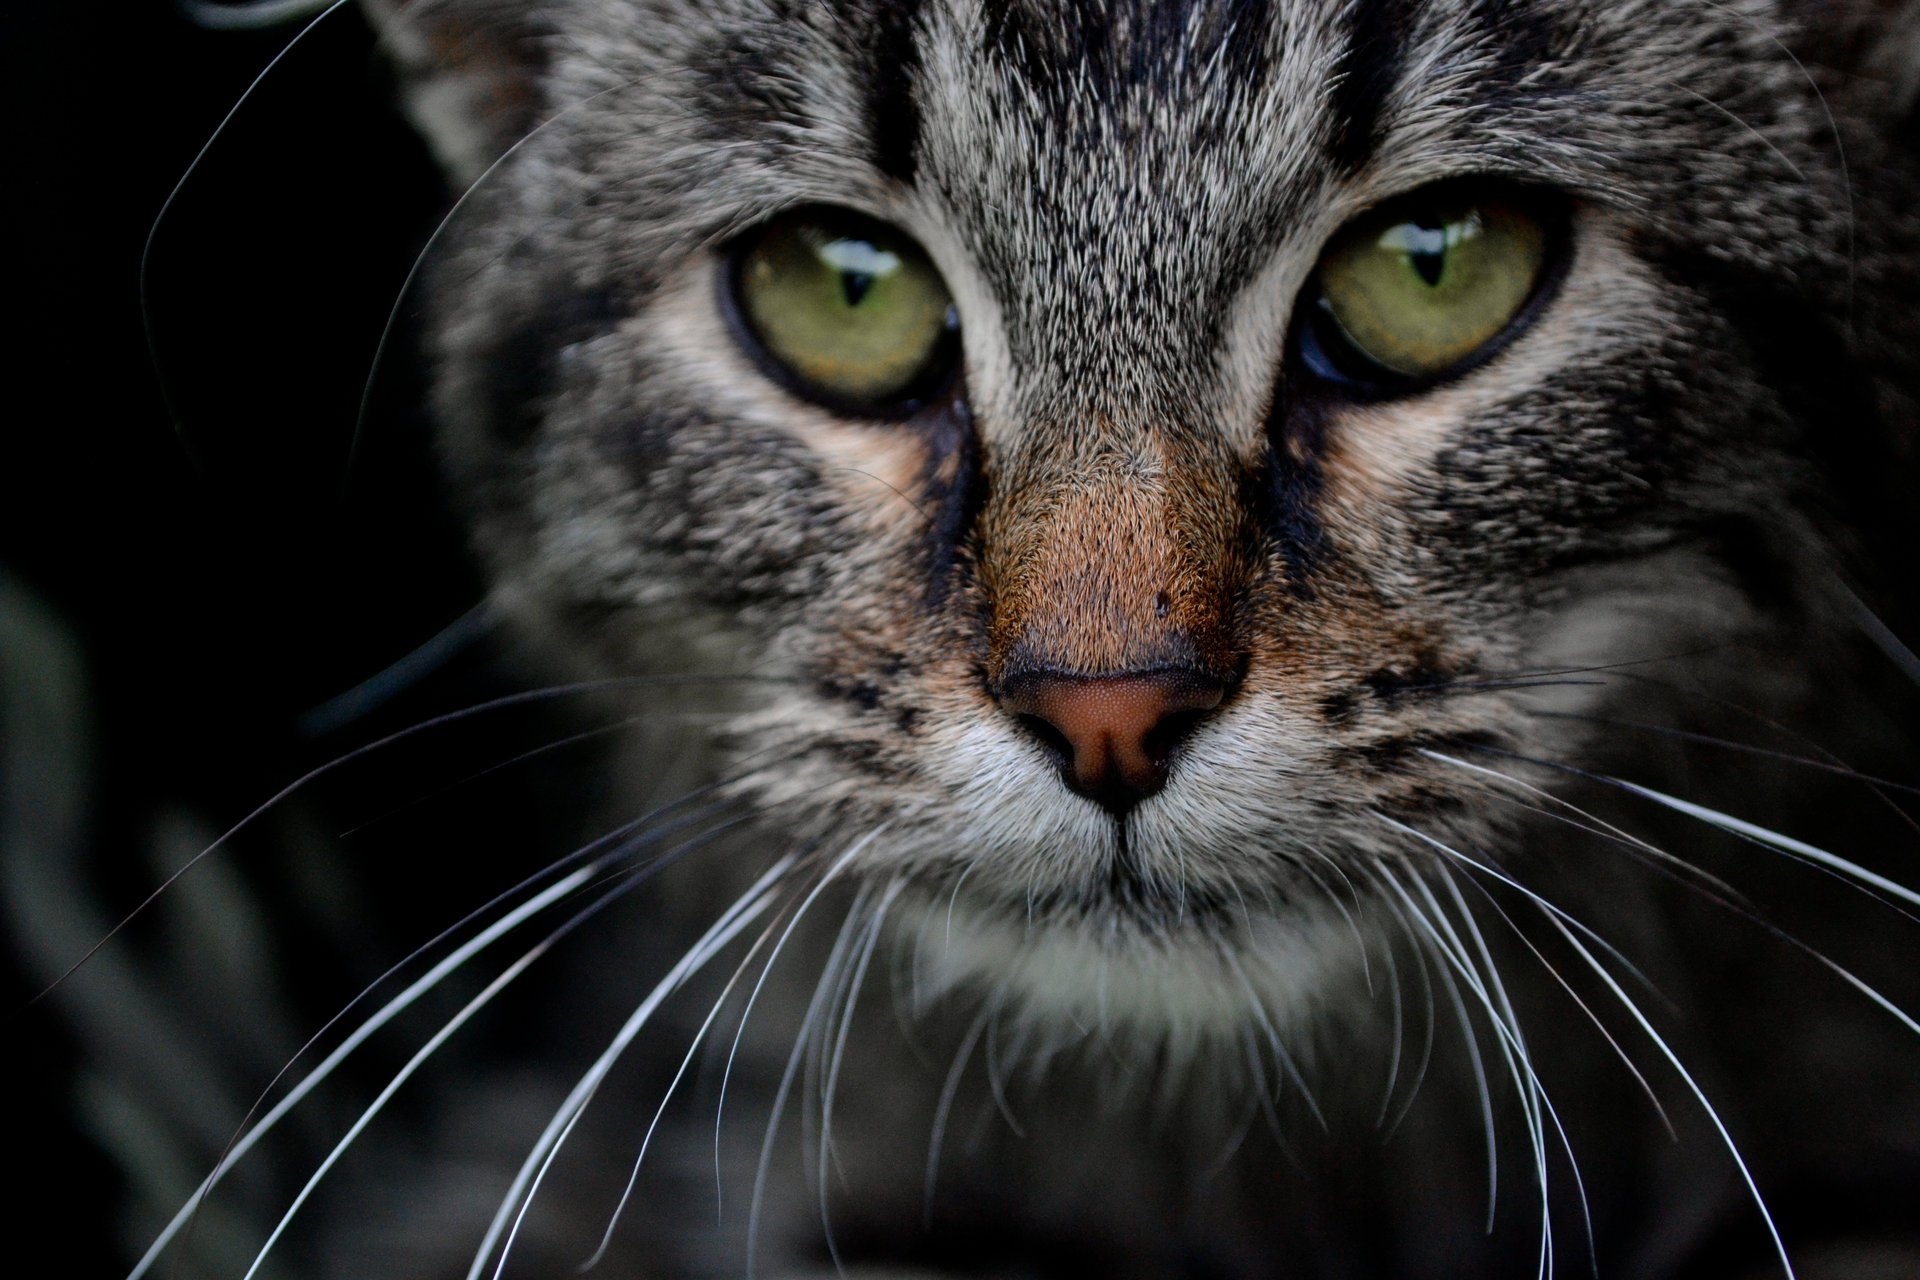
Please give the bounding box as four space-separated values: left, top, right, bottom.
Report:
1537 908 1798 1280
738 829 887 1277
1381 862 1545 1255
1436 868 1596 1279
818 880 903 1217
1425 751 1920 1040
1423 746 1742 905
128 861 597 1280
1600 773 1920 909
804 884 881 1271
1453 872 1676 1138
1365 860 1499 1226
1385 816 1798 1278
473 852 803 1280
716 830 889 1219
581 873 835 1269
1373 918 1407 1128
1384 783 1666 993
1295 844 1374 994
341 77 651 488
239 866 623 1280
923 1002 994 1223
1219 945 1325 1131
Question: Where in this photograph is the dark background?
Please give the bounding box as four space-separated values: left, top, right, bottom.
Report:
5 2 545 1267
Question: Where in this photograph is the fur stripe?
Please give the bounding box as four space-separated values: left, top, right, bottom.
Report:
1326 0 1414 171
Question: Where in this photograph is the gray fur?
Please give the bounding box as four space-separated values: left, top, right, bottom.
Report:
72 1 1920 1275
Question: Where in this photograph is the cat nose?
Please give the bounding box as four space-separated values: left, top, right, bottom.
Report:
997 670 1226 814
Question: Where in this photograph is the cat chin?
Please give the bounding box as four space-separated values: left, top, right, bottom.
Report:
899 887 1364 1047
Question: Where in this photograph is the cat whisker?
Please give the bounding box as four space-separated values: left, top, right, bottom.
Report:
1450 871 1675 1140
334 712 643 838
981 1004 1028 1139
178 0 335 31
1425 753 1745 962
236 867 637 1280
1443 745 1920 915
1379 861 1548 1257
801 884 872 1220
944 859 982 948
922 995 997 1228
1663 80 1808 181
139 0 352 446
1607 771 1920 908
1434 867 1595 1278
1838 581 1920 686
340 72 668 491
1565 664 1920 849
1197 1027 1269 1179
1377 852 1593 1279
583 857 870 1269
240 802 768 1280
1218 945 1325 1133
1457 765 1920 1037
130 861 600 1280
1691 0 1856 317
716 833 891 1221
1367 863 1441 1139
1371 913 1406 1128
476 847 810 1280
815 879 904 1272
1497 756 1920 1036
1392 826 1797 1279
1530 710 1920 799
27 673 799 1010
297 602 498 736
743 831 888 1278
1291 843 1373 995
1378 805 1670 1030
1542 904 1797 1279
136 763 798 1280
828 466 939 531
1364 859 1501 1227
444 132 769 298
1380 648 1720 701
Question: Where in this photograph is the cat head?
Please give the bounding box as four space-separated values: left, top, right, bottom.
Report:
365 0 1917 1032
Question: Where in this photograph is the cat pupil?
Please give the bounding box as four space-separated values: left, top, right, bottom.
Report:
1404 217 1449 287
840 270 875 307
818 237 895 309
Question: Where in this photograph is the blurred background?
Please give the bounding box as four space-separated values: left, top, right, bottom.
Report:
2 3 573 1269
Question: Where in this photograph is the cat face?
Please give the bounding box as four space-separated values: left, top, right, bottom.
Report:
393 0 1875 1028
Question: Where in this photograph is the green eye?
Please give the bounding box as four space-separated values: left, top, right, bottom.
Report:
1313 195 1550 381
734 212 957 408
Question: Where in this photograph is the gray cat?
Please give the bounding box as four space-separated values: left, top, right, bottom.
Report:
28 1 1920 1276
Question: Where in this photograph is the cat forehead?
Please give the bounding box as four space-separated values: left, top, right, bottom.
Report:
546 0 1826 257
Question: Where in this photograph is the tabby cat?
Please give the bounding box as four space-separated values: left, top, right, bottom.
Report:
25 0 1920 1277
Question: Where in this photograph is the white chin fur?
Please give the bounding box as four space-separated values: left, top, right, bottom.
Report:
904 890 1365 1045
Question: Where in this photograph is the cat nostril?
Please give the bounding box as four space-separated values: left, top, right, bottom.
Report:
997 670 1227 815
1015 713 1076 765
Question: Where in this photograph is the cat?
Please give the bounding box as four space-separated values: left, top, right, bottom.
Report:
14 0 1920 1277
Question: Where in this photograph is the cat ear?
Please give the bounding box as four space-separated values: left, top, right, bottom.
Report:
359 0 554 183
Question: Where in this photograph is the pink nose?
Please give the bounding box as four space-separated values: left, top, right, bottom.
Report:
997 670 1226 813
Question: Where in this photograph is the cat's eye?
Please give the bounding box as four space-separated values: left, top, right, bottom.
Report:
1305 190 1554 387
731 211 958 411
